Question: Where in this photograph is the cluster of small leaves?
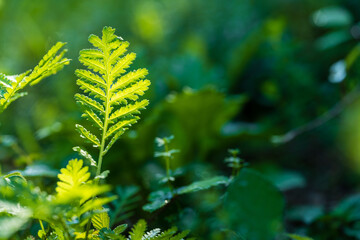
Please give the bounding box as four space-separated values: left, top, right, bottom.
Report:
154 135 180 184
74 26 150 168
90 219 191 240
0 42 70 112
0 159 114 239
224 148 247 177
0 159 190 239
143 175 229 213
126 219 191 240
143 136 229 213
55 159 113 205
155 136 175 150
0 27 195 239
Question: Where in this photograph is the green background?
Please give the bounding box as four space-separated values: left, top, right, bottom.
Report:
1 0 360 239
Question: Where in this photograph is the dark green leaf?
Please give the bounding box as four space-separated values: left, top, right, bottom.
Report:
176 176 228 195
222 169 285 240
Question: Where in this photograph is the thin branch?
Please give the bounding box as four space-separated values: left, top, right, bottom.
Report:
271 86 360 144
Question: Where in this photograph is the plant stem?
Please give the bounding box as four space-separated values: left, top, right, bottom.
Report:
85 222 90 240
96 101 109 178
39 220 45 239
272 85 360 144
164 142 173 191
85 39 111 240
164 143 170 179
97 45 111 179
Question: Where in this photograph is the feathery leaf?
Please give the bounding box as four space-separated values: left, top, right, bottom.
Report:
110 80 150 104
75 93 105 113
109 42 129 65
110 53 136 79
75 124 100 147
82 110 104 129
129 219 147 240
79 56 106 74
55 159 90 197
75 69 106 88
73 146 97 167
76 26 150 157
106 118 137 139
92 209 110 230
77 79 106 100
109 99 148 121
0 42 69 112
111 68 148 93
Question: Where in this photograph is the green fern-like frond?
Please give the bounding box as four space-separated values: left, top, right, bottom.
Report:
127 220 190 240
55 159 91 197
75 26 150 176
55 159 114 209
0 42 70 112
129 219 147 240
92 208 110 230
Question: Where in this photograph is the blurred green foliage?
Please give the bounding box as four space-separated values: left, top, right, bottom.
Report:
2 0 360 239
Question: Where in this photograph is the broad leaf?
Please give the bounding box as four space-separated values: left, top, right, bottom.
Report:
222 169 285 240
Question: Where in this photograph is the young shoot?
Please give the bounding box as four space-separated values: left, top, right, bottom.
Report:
225 148 247 178
154 135 180 188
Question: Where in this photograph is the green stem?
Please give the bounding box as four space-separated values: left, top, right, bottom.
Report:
164 142 172 191
85 223 90 240
164 143 170 179
39 220 45 239
97 47 111 179
231 167 236 178
96 104 109 178
85 40 111 240
232 152 241 177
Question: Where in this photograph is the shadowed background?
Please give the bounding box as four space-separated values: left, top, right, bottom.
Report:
1 0 360 239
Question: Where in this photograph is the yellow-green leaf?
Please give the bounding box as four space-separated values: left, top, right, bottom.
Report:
75 124 100 147
92 209 110 230
56 159 90 197
109 99 148 121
